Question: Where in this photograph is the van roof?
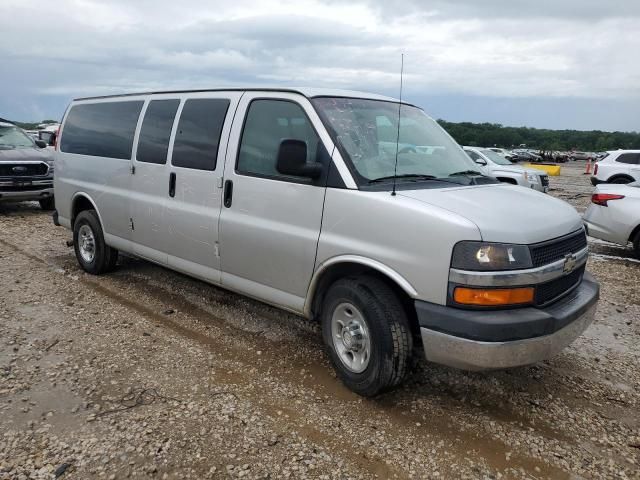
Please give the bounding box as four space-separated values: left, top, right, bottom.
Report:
74 87 410 104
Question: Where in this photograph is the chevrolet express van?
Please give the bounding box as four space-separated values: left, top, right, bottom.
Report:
54 88 599 396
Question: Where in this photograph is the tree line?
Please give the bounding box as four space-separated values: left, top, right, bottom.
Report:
437 120 640 152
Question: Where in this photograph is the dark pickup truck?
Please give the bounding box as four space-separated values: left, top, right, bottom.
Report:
0 120 55 210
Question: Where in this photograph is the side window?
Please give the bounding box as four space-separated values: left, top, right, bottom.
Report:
171 98 229 171
237 99 321 180
615 153 640 165
137 99 180 164
60 101 144 159
466 150 481 161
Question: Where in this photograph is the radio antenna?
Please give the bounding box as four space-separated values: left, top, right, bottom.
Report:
391 53 404 197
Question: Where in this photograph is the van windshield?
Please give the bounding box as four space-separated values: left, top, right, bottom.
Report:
312 97 481 186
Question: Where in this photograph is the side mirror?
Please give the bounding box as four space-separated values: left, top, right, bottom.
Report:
35 139 47 148
475 158 487 166
276 139 323 179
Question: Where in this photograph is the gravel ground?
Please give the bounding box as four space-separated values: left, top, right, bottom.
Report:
1 162 639 479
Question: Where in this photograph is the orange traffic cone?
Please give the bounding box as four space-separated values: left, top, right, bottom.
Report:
584 159 592 175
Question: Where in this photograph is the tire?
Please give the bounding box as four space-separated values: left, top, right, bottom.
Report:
39 196 55 210
633 232 640 260
610 177 633 184
321 276 413 397
73 210 119 275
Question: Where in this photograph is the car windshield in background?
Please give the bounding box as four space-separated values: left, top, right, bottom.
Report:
312 97 480 186
481 148 513 165
0 126 35 150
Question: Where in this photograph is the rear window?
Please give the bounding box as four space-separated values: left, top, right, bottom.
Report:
615 153 640 164
61 101 144 159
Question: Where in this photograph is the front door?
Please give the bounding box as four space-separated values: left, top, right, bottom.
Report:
218 92 328 312
165 93 242 283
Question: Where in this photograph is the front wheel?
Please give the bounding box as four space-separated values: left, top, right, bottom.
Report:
321 276 413 397
73 210 119 275
633 232 640 260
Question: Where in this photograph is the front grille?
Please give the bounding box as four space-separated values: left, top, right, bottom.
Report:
540 175 549 187
535 265 585 306
0 163 49 177
529 230 587 268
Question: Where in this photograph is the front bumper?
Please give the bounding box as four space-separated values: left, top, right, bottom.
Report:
0 178 53 202
416 273 599 370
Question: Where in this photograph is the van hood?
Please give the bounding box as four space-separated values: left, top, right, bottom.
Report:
399 184 582 244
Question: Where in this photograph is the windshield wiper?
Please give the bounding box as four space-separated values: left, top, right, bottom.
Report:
368 174 437 184
448 170 483 177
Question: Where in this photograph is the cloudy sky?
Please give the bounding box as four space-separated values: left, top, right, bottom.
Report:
1 0 638 131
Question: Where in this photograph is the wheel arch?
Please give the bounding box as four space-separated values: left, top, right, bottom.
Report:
629 223 640 243
70 192 103 228
607 174 634 184
496 177 518 185
304 256 418 320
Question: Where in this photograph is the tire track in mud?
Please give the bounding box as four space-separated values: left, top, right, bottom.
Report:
0 237 573 479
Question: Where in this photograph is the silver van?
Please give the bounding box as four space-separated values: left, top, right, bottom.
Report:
54 88 599 396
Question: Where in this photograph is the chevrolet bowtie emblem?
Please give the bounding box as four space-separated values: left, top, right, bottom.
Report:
563 253 578 274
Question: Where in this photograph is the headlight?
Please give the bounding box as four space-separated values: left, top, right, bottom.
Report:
525 173 539 184
451 241 533 271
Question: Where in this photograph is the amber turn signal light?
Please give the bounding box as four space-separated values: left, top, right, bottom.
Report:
453 287 534 306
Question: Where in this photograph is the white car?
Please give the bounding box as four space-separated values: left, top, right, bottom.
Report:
583 182 640 258
464 147 549 193
487 147 513 159
591 150 640 185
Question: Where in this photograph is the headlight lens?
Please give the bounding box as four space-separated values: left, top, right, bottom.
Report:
526 172 539 184
451 241 533 271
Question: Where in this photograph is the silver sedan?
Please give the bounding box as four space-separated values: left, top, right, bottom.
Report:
583 182 640 258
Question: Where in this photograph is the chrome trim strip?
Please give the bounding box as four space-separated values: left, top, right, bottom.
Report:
449 246 589 287
0 179 53 187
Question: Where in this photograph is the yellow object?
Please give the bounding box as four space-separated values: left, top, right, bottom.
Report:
523 163 561 176
453 287 535 306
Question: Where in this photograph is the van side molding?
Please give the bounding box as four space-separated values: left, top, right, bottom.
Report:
304 255 419 318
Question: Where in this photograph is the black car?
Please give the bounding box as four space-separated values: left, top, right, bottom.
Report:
0 120 55 210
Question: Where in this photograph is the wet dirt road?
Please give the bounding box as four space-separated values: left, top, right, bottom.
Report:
1 163 639 479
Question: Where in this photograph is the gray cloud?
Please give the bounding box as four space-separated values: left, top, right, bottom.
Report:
0 0 637 131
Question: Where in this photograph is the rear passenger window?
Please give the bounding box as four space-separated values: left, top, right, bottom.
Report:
616 153 640 164
237 99 321 180
61 101 143 159
137 99 180 164
171 99 229 171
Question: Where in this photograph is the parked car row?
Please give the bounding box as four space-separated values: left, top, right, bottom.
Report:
463 146 549 192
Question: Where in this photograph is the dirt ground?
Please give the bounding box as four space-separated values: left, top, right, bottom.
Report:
1 162 639 479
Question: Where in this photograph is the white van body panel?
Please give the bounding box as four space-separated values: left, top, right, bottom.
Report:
316 188 481 305
55 94 148 242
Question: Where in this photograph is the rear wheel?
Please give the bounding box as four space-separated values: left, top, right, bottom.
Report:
39 196 55 210
633 232 640 260
321 276 413 397
73 210 118 274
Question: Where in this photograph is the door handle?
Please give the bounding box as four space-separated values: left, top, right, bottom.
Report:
169 172 176 198
223 179 233 208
